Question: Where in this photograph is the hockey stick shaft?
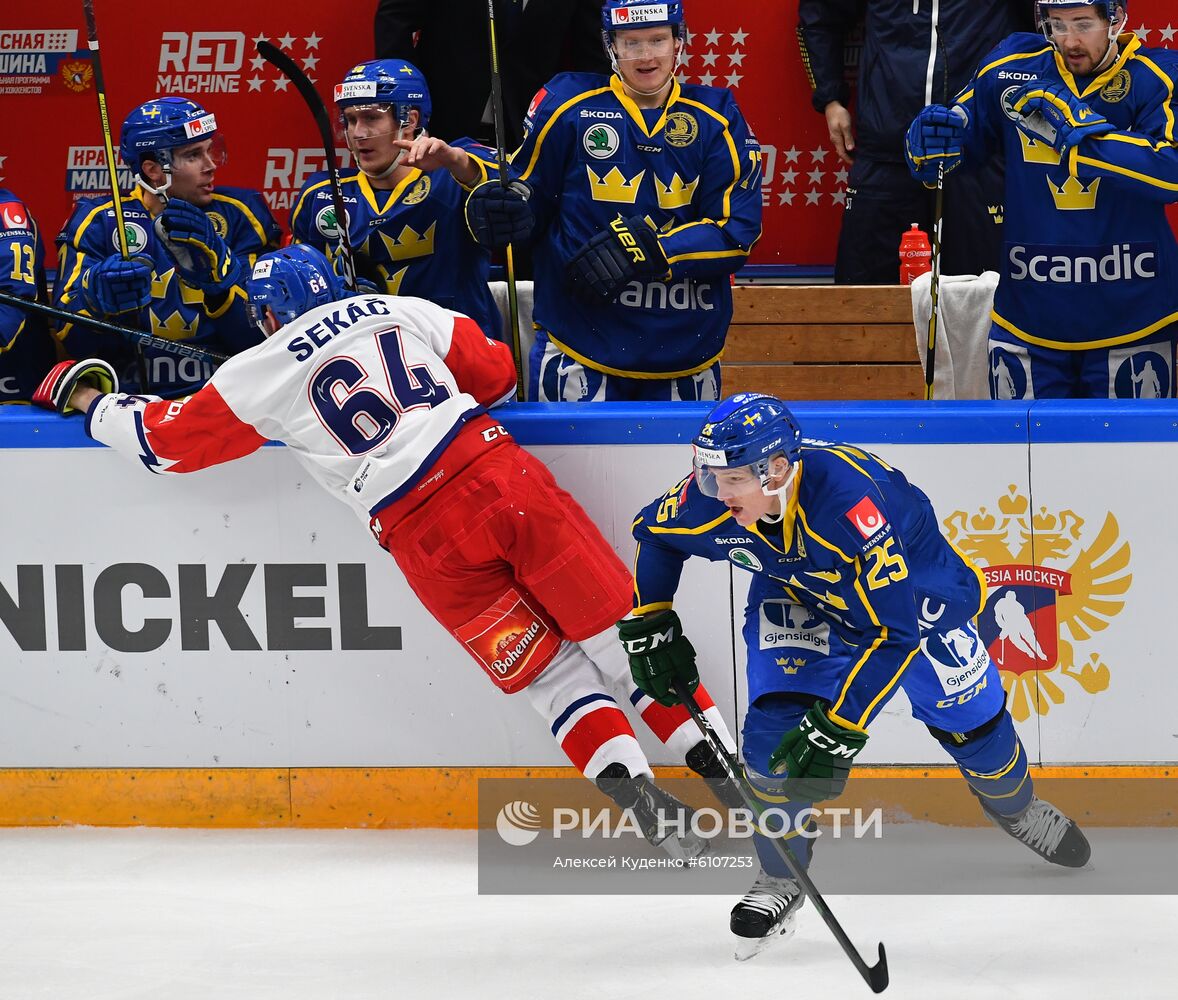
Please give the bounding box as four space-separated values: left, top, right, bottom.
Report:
671 678 889 993
0 290 228 364
923 162 945 401
485 0 524 400
257 40 357 292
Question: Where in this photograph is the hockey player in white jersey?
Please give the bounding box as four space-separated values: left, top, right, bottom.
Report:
34 243 744 858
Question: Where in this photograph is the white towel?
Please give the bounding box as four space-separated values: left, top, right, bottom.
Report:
489 280 536 387
910 270 1000 399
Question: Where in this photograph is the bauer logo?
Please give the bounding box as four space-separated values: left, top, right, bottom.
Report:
496 801 542 846
943 486 1129 722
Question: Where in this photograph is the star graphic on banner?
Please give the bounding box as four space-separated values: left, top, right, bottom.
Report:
699 72 716 86
780 168 798 185
782 146 802 163
729 51 745 66
778 190 795 205
731 29 748 45
250 54 265 71
810 146 827 161
807 167 824 185
278 33 297 49
248 76 264 92
835 167 849 184
805 190 822 205
831 190 846 205
676 72 690 85
1161 24 1177 42
302 54 319 70
725 72 743 87
701 50 719 67
704 29 722 46
252 33 270 46
305 32 322 49
273 76 290 92
1133 24 1150 41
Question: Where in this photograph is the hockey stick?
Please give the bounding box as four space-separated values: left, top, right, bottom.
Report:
922 162 945 401
0 290 228 364
82 0 151 390
257 40 357 293
671 678 890 993
485 0 525 400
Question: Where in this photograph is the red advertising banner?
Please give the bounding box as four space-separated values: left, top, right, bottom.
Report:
0 2 1174 268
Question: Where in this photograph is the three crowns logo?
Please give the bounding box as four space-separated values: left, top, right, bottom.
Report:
943 485 1130 721
655 172 699 210
586 165 645 204
1049 174 1100 211
378 222 436 262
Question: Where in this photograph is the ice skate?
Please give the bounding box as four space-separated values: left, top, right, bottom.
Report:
730 867 804 961
981 795 1091 868
595 763 708 861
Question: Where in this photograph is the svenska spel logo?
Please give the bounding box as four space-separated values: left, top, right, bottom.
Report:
496 801 542 846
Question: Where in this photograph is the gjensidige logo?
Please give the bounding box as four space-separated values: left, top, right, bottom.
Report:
496 800 542 846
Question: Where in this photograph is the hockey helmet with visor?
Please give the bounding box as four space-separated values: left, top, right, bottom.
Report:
246 244 343 335
119 97 226 198
692 393 803 501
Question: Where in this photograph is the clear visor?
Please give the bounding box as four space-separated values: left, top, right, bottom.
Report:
335 103 413 145
613 33 678 62
160 134 228 172
1042 15 1108 38
246 300 268 336
693 453 764 499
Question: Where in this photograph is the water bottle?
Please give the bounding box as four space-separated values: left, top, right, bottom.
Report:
899 224 932 284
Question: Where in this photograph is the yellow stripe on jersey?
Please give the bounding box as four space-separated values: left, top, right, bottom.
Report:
992 305 1178 350
210 192 270 246
644 509 734 536
515 85 614 181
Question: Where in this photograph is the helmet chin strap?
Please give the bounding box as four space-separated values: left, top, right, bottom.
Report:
353 121 417 181
135 153 174 204
759 463 799 524
609 36 685 99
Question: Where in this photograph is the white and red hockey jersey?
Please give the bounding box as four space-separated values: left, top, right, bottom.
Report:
85 294 518 521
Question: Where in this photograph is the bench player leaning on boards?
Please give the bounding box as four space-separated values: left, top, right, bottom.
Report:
620 393 1090 960
54 98 280 396
290 60 505 342
0 190 55 403
906 1 1178 399
34 244 746 861
465 0 763 402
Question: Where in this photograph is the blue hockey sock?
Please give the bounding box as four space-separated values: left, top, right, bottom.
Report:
934 709 1033 817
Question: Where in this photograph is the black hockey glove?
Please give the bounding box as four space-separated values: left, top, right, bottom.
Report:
567 215 669 305
768 703 868 803
465 179 535 250
617 610 698 708
32 358 119 415
154 198 243 293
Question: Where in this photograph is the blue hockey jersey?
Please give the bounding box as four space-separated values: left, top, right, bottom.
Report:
513 72 763 378
290 143 502 343
632 441 985 731
54 187 280 395
0 190 55 403
957 32 1178 349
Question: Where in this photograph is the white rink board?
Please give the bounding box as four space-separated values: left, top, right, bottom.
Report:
1 402 1176 767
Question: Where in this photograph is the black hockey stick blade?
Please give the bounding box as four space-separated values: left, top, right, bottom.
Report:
0 290 228 364
256 40 357 292
671 677 890 992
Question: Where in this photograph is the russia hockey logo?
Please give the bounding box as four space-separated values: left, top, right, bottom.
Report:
845 495 886 540
944 486 1129 721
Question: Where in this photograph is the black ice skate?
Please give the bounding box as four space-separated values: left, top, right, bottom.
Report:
595 763 708 862
686 739 747 813
730 867 804 962
980 795 1091 868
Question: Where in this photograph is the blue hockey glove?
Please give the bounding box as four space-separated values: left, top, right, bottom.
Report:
32 358 119 415
465 179 534 250
567 215 669 305
154 198 243 293
905 104 967 183
617 610 699 708
1010 82 1114 153
768 703 868 803
80 254 153 316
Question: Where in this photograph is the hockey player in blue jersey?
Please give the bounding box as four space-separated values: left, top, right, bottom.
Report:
290 61 503 342
619 393 1090 958
906 1 1178 398
54 97 280 397
0 191 55 403
465 0 763 402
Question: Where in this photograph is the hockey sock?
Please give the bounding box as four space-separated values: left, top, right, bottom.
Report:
934 709 1033 817
746 768 816 875
629 682 736 757
552 692 650 784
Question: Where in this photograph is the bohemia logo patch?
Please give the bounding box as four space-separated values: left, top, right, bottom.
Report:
943 486 1130 721
845 495 887 539
455 588 560 693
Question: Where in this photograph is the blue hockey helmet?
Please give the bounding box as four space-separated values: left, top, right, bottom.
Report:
333 59 431 132
600 1 685 34
692 393 803 498
1036 1 1127 43
246 244 343 333
119 97 222 186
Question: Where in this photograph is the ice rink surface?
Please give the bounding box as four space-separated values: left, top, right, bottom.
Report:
0 828 1173 1000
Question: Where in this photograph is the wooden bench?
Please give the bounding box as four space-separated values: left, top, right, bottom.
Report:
721 285 924 400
